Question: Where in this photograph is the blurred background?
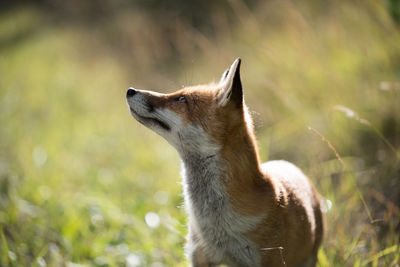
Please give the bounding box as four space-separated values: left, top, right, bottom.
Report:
1 0 400 266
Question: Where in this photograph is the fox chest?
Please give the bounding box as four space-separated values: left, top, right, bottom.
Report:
181 159 262 265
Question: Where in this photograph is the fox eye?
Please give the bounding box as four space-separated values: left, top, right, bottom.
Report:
175 95 186 102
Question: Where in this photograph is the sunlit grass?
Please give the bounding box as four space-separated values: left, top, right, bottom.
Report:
0 1 399 266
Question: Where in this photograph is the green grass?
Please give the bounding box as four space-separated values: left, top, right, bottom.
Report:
0 1 400 266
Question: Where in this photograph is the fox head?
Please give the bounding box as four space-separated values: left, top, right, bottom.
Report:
126 58 255 157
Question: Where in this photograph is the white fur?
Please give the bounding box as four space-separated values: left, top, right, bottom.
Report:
179 134 263 266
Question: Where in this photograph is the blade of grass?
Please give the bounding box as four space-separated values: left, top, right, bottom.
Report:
317 248 329 267
308 127 345 169
357 190 384 224
344 228 365 261
361 245 398 266
0 227 10 266
34 244 48 267
333 105 399 160
354 258 361 267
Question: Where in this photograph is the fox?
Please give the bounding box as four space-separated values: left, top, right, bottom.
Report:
126 58 324 267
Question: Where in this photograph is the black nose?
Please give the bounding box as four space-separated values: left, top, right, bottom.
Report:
126 88 136 97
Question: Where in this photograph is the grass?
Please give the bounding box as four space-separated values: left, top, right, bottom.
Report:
0 0 399 266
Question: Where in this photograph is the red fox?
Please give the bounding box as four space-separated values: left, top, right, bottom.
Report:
126 58 324 267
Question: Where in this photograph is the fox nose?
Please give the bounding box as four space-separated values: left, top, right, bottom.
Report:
126 88 136 97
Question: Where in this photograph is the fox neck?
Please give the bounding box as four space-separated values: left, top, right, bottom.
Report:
179 121 264 262
179 120 263 216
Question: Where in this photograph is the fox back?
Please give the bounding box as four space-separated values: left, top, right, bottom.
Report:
126 59 323 267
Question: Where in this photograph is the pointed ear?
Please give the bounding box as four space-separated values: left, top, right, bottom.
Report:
217 58 243 107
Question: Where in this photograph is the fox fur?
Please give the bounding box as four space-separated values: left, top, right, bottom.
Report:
126 58 324 267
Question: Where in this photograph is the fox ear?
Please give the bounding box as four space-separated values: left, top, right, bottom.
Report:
217 58 243 108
